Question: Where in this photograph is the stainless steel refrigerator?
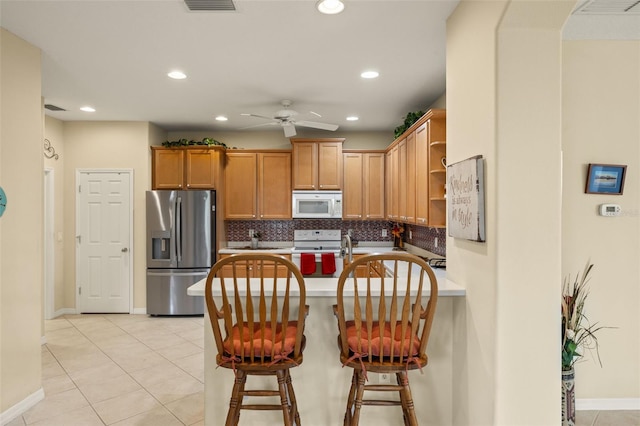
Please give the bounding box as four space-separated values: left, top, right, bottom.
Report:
146 190 215 315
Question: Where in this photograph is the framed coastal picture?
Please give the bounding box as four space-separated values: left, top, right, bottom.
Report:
585 164 626 195
447 155 486 242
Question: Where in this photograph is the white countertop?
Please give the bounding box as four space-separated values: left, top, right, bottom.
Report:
218 247 293 254
187 268 464 298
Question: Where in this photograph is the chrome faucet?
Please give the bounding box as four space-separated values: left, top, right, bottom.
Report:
341 233 354 277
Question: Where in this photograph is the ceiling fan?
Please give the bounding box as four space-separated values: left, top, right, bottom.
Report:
241 100 339 137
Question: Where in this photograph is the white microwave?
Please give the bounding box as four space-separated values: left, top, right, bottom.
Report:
292 191 342 219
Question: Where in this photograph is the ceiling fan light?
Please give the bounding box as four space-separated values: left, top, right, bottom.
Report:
316 0 344 15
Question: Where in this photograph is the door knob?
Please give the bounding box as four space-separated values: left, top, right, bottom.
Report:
121 248 128 252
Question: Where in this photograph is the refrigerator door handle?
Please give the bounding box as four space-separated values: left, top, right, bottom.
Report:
176 196 182 263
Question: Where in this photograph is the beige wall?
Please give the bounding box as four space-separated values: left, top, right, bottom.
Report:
62 122 155 311
562 40 640 399
447 3 505 424
44 116 66 314
447 2 573 424
0 28 44 413
165 129 392 150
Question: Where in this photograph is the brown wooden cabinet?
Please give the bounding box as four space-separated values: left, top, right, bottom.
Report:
415 122 429 225
225 152 257 219
151 146 223 190
385 109 446 227
343 151 385 220
386 145 399 221
344 254 384 278
427 114 447 227
258 152 292 219
218 254 292 278
291 138 344 190
225 151 291 220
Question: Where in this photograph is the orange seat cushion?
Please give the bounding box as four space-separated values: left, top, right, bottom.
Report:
224 322 299 358
345 321 419 357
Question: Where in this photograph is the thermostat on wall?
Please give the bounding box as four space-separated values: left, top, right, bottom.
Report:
599 204 621 217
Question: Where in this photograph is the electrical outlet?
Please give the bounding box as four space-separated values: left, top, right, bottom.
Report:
249 229 254 238
379 373 391 384
434 237 438 248
381 229 387 237
409 230 412 239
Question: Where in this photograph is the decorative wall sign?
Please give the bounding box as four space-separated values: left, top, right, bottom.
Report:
447 155 485 242
0 186 7 217
585 163 626 195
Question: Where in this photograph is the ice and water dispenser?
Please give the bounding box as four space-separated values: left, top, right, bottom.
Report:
151 232 171 260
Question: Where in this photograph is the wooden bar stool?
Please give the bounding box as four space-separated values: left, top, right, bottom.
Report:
333 252 438 425
204 253 308 426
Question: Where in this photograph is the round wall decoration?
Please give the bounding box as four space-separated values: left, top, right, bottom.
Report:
0 186 6 217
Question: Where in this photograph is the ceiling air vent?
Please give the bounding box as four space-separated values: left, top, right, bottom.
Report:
573 0 640 14
44 104 66 111
184 0 235 11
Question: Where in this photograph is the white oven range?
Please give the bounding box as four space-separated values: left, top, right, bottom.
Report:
291 229 343 278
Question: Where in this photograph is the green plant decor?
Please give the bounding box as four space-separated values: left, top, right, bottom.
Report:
162 137 227 148
394 110 425 139
561 261 611 371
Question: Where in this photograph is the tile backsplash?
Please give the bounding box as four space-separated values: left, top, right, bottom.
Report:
225 220 446 257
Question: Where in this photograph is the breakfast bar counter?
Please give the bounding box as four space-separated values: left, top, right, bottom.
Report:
188 273 465 426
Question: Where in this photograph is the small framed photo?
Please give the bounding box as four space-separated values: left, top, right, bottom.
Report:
585 163 627 195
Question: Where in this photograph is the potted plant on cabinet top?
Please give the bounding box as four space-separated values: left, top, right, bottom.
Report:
561 261 609 426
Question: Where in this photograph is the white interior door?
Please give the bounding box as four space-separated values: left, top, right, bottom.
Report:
76 170 132 313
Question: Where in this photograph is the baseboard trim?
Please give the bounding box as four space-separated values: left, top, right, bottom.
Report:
132 308 147 315
577 398 640 410
0 388 44 425
53 308 77 318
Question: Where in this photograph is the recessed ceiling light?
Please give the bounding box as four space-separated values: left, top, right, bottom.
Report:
167 71 187 80
215 116 228 121
80 106 96 112
316 0 344 15
361 70 379 79
346 116 359 121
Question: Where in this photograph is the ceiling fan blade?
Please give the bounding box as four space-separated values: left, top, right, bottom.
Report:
283 123 297 137
239 122 277 130
241 113 274 120
295 120 339 131
309 111 322 118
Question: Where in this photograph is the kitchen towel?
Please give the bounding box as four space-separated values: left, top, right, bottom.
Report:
300 253 316 275
321 252 336 275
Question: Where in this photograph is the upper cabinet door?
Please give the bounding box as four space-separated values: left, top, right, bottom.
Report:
152 148 185 189
364 153 385 220
292 142 317 190
415 123 429 225
151 146 223 190
342 152 364 219
259 152 292 219
317 142 343 190
185 149 220 189
225 152 258 219
291 138 344 190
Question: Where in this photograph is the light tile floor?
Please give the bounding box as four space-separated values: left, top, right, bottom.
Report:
576 410 640 426
8 314 206 426
7 314 638 426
